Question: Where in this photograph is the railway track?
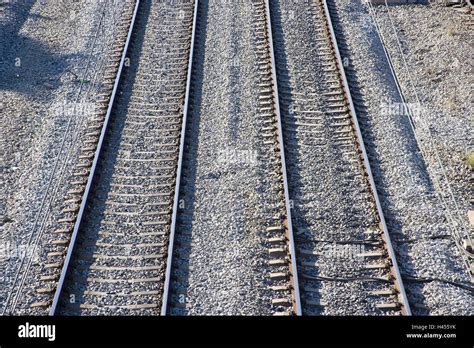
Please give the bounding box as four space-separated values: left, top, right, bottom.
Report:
44 0 197 315
4 0 415 316
269 0 410 315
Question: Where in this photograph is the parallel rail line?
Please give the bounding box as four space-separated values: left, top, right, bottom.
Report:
269 0 411 315
160 0 199 316
50 0 197 315
264 0 302 316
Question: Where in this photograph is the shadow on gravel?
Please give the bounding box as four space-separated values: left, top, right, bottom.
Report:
0 34 83 97
0 0 36 39
55 0 153 315
327 0 433 315
0 0 84 99
27 12 54 22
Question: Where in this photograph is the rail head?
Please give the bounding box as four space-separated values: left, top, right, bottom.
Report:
265 0 302 316
49 0 141 316
160 0 199 316
321 0 412 315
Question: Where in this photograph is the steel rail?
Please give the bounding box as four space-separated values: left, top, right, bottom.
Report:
321 0 412 315
160 0 199 316
265 0 302 315
49 0 141 316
